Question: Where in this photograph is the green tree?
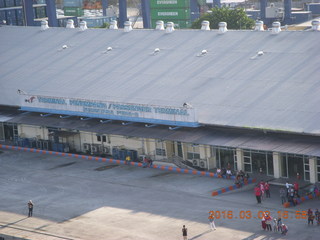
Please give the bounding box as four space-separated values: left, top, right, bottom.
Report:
192 7 255 30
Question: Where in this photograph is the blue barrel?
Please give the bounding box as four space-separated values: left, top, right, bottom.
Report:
112 148 119 159
119 150 126 160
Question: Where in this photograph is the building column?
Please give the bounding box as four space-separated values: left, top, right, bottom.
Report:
273 152 281 178
207 146 216 170
236 148 244 171
309 157 317 184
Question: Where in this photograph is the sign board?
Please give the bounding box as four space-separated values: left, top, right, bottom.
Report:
20 95 199 127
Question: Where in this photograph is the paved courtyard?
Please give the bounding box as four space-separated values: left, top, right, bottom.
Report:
0 149 319 240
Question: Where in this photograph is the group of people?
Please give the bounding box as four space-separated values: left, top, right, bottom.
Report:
142 156 153 168
280 181 300 206
254 180 271 203
234 170 250 187
261 213 288 235
307 208 320 225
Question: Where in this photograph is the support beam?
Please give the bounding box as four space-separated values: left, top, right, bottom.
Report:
190 0 200 22
284 0 292 25
80 117 92 121
145 124 157 128
40 113 53 117
119 0 127 28
273 152 281 179
122 122 133 126
309 157 317 184
260 0 267 21
46 0 58 27
236 148 244 171
60 115 72 119
141 0 151 28
102 0 108 17
169 126 181 130
100 119 112 123
23 0 34 26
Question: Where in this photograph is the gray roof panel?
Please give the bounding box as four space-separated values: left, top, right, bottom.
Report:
0 26 319 134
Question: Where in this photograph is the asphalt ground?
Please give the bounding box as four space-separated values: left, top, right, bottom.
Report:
0 149 319 240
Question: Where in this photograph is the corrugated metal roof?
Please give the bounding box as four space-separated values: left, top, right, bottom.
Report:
0 26 319 134
8 113 320 157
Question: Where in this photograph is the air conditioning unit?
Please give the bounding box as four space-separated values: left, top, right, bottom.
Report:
83 143 91 151
199 159 207 169
103 147 110 154
192 159 200 167
91 146 98 153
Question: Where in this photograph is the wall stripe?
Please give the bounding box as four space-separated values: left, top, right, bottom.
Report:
211 178 257 197
0 144 254 182
283 191 320 208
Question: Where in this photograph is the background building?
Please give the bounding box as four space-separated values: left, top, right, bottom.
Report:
0 20 320 183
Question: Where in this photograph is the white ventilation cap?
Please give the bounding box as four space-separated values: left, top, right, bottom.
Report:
218 22 227 34
66 19 75 29
155 20 165 30
124 21 132 32
254 21 264 31
165 22 175 33
109 20 118 30
271 21 281 34
311 20 320 31
79 21 87 31
201 20 210 30
40 20 49 31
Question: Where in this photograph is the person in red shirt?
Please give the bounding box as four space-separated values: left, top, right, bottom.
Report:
293 182 300 197
265 181 270 198
254 185 262 203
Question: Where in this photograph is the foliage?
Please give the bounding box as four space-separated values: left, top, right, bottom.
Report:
99 22 110 28
192 7 255 30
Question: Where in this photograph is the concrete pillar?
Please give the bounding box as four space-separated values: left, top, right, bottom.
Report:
102 0 108 16
24 0 34 26
141 0 151 29
260 0 267 21
207 146 217 170
236 148 244 171
309 157 317 184
46 0 58 27
119 0 127 28
273 152 281 178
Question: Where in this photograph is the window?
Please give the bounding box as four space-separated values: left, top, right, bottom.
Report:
102 136 106 142
155 140 166 156
187 144 200 160
97 135 101 142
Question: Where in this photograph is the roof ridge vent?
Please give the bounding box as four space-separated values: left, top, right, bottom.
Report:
66 19 75 29
41 20 49 31
218 22 227 34
165 22 175 33
109 20 118 30
155 20 165 30
271 21 281 34
201 20 210 30
311 20 320 31
124 21 132 32
79 21 87 31
254 21 264 31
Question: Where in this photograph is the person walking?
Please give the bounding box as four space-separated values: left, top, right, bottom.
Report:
28 200 34 217
209 214 216 230
182 225 188 240
254 185 262 203
280 188 286 204
308 209 314 225
265 181 270 198
293 182 300 198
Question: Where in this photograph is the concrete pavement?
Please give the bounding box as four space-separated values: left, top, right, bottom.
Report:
0 149 319 239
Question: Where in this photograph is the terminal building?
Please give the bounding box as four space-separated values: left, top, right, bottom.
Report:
0 20 320 183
